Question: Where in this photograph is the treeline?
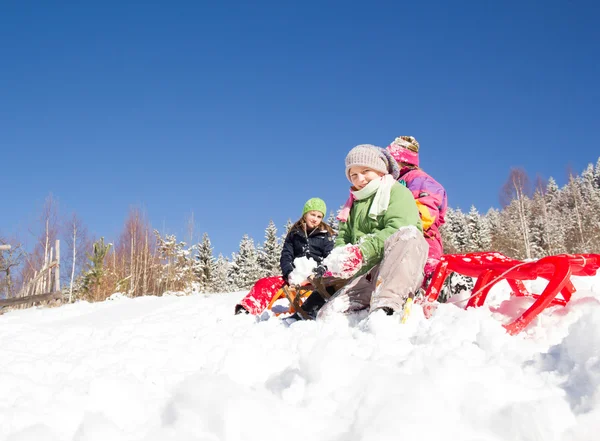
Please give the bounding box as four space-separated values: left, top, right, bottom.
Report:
0 203 341 301
441 158 600 259
2 158 599 302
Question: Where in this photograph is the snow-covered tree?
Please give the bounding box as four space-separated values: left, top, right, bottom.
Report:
326 210 339 236
154 231 193 293
195 233 215 293
593 157 600 190
466 205 492 251
230 235 261 290
283 218 294 235
210 253 231 293
500 168 533 259
258 220 281 278
442 207 469 253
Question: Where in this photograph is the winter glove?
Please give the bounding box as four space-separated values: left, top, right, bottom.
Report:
313 264 327 278
324 244 363 279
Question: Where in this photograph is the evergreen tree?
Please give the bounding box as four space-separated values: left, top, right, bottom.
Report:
258 220 281 277
81 237 112 299
443 207 469 253
466 205 492 251
280 218 294 245
227 252 239 291
232 235 261 290
211 253 231 293
154 231 193 292
593 157 600 190
563 175 588 252
284 218 294 235
543 177 566 255
327 210 339 236
195 232 215 293
528 191 549 258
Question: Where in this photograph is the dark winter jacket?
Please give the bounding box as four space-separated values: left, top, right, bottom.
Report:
280 226 335 281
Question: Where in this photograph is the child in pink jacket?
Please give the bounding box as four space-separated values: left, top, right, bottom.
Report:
387 136 448 279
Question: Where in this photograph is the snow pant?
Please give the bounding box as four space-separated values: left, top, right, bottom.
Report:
424 227 444 279
235 276 286 315
317 229 428 320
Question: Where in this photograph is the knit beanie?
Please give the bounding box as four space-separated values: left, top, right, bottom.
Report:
302 197 327 217
344 144 400 181
386 136 420 167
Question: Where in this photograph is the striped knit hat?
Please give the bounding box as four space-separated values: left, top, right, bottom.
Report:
344 144 400 181
386 136 420 167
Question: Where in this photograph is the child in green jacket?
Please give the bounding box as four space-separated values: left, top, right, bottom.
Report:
317 144 429 319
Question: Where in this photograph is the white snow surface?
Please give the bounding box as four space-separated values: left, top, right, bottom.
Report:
2 276 600 441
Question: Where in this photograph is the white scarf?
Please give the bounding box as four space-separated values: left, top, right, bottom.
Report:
351 174 395 220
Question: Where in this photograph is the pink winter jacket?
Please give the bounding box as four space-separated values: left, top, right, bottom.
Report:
399 167 448 275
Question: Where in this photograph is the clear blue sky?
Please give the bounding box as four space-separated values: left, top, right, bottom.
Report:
2 1 599 257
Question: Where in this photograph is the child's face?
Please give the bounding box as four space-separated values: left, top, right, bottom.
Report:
304 210 323 229
348 166 385 190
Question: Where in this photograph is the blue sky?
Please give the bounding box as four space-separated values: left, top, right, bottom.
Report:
2 1 599 256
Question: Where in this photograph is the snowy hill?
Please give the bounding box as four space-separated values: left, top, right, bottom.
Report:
2 277 600 441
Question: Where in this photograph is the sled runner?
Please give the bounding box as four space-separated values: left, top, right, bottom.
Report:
424 252 600 335
266 277 345 319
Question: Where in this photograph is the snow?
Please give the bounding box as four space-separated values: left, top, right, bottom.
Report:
2 276 600 441
288 257 317 285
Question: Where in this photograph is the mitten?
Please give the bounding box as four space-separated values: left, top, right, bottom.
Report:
326 244 363 279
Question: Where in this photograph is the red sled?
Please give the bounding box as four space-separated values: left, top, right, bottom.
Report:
235 276 312 316
424 252 600 335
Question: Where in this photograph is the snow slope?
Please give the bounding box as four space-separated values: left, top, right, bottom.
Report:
1 276 600 441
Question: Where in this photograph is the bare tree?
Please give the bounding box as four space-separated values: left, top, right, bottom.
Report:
113 207 157 297
500 168 532 259
22 194 60 289
63 213 90 302
1 239 25 298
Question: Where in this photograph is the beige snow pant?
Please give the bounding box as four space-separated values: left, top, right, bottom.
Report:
317 228 428 319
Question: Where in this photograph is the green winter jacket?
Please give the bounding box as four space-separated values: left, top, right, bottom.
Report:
335 182 422 275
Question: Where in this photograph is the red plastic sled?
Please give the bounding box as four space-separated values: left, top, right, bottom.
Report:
424 252 600 335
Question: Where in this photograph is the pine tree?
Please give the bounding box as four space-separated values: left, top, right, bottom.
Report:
195 232 215 293
466 205 491 251
543 177 566 255
258 220 281 277
81 237 112 299
210 253 231 293
232 235 261 290
284 218 294 235
593 157 600 190
564 175 588 252
445 208 469 253
280 218 294 246
154 231 193 293
326 210 339 236
227 252 239 291
528 191 548 258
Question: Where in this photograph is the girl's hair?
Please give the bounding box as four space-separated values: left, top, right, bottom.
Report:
400 162 419 170
290 216 335 236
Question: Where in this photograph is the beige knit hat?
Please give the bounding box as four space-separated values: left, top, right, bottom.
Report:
344 144 400 181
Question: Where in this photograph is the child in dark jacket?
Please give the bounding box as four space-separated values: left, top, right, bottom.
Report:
235 198 335 315
280 198 335 283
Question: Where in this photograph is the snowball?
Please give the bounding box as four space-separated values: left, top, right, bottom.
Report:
288 256 317 285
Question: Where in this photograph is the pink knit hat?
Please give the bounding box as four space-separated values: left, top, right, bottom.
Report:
386 136 420 167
